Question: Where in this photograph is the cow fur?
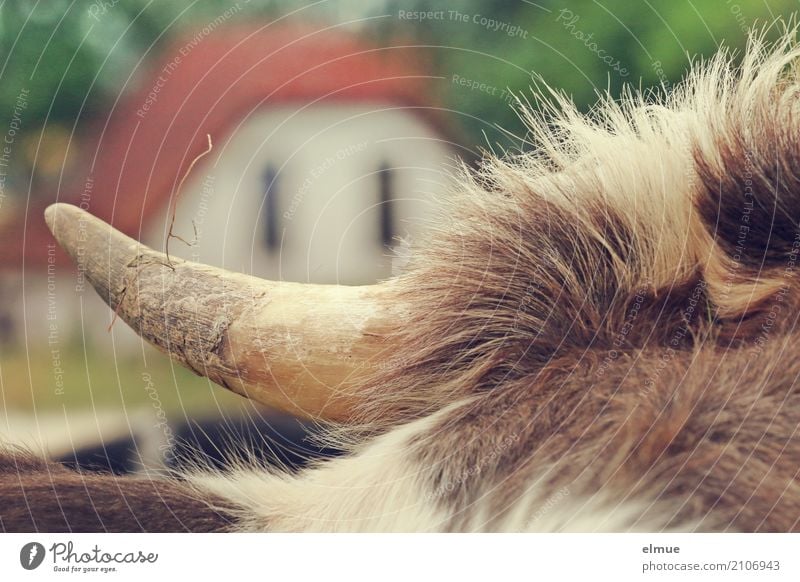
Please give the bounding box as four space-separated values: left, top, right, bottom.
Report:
4 29 800 532
0 449 235 532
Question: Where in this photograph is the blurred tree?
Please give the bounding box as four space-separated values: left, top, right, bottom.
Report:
0 1 279 127
0 0 278 200
382 0 799 150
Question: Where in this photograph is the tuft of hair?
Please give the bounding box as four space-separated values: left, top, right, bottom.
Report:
0 446 236 532
317 25 800 531
351 24 800 429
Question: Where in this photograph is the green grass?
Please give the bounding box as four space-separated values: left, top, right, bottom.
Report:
0 342 248 416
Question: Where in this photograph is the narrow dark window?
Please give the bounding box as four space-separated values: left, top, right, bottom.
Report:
263 166 279 251
378 162 394 247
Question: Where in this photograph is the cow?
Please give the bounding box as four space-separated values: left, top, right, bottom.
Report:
3 29 800 532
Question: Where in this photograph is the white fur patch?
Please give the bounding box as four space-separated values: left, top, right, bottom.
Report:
188 414 451 532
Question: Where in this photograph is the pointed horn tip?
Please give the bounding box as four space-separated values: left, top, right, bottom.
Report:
44 203 85 237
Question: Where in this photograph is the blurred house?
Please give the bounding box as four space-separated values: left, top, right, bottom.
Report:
0 24 457 350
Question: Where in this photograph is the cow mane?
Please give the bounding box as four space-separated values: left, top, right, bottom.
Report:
323 27 800 530
354 28 800 422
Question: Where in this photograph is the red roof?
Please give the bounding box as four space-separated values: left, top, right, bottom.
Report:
0 24 450 270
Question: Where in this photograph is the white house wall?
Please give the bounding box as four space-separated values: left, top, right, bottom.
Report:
143 103 454 285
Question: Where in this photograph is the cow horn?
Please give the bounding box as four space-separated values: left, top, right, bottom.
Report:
44 203 400 421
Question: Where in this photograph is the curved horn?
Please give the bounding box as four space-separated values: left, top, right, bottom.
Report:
44 203 399 421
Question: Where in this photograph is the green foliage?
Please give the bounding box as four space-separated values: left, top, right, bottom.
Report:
386 0 799 149
0 0 273 129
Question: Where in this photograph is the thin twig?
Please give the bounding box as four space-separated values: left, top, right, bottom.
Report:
166 134 213 265
107 286 128 332
110 137 212 331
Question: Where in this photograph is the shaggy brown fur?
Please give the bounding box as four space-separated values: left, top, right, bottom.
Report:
0 450 235 532
345 28 800 531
